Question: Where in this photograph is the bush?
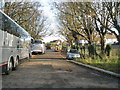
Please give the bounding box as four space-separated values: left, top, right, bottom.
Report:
88 45 97 58
105 44 112 57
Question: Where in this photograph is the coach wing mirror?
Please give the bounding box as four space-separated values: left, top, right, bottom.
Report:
31 39 34 44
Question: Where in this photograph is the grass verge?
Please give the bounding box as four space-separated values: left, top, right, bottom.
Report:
75 56 120 74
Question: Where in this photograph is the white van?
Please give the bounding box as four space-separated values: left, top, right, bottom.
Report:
31 40 46 55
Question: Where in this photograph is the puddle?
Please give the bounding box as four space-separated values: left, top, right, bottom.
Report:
55 68 73 73
56 70 69 73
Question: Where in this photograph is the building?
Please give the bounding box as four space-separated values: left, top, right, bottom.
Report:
78 33 118 45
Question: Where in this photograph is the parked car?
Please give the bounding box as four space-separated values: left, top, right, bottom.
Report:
31 40 46 55
66 49 80 60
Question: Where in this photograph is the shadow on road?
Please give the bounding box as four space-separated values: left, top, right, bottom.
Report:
46 49 55 52
31 58 65 60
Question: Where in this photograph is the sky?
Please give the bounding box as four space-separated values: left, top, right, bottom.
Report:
0 0 66 43
38 0 66 43
1 0 118 43
39 0 119 44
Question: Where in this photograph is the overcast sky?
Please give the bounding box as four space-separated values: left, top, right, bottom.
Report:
0 0 65 43
39 0 66 43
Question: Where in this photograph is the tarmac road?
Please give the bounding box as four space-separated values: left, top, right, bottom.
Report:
2 49 120 88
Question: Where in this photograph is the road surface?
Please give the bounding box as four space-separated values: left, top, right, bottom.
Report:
2 50 119 88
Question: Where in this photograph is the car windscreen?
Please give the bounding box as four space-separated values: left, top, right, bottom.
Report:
34 40 42 44
69 49 79 54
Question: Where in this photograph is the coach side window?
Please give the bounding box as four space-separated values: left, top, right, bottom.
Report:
0 13 2 30
11 22 19 37
0 14 5 31
3 15 12 34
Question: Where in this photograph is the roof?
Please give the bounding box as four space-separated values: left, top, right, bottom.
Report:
106 33 116 39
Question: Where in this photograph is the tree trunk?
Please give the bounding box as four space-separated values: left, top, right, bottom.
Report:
117 35 120 46
88 40 92 45
70 40 73 48
100 35 106 54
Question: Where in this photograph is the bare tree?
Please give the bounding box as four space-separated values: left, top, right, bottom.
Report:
55 2 97 45
104 2 120 45
89 1 120 46
88 2 110 53
3 1 47 39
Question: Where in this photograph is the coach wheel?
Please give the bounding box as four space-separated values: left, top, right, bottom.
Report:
13 58 19 70
5 60 12 75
